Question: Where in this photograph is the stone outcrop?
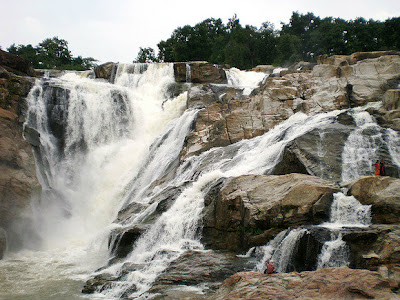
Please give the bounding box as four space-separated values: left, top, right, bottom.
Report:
148 250 252 298
345 176 400 224
213 267 399 300
174 62 227 84
342 225 400 282
202 174 339 252
180 54 400 159
94 62 117 82
317 51 400 66
0 55 40 252
0 50 35 77
369 89 400 132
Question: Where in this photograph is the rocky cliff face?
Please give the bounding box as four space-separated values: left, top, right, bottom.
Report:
0 51 40 254
180 53 400 160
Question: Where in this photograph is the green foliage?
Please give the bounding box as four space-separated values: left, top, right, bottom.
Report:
144 12 400 69
7 37 97 70
135 47 158 63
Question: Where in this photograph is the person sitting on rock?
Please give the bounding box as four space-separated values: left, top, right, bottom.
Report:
264 260 277 274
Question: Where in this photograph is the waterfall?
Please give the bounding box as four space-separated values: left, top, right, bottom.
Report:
3 60 399 299
186 63 191 82
99 110 346 298
225 67 267 95
316 233 349 269
321 192 371 229
341 107 400 182
0 63 193 299
315 192 371 269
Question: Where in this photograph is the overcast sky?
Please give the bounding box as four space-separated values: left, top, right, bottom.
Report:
1 0 399 64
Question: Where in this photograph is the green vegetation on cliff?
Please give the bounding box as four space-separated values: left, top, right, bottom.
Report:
137 12 400 69
7 37 96 70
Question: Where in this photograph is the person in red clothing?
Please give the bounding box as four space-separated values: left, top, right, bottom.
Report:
374 160 381 176
380 159 386 176
264 260 277 274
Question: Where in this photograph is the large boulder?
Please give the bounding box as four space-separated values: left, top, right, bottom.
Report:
0 50 35 77
174 62 227 84
272 118 354 182
94 62 117 82
202 174 339 252
213 267 399 300
383 89 400 111
148 250 252 298
180 95 266 159
345 176 400 224
342 225 400 282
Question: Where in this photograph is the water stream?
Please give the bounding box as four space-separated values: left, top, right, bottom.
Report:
0 63 399 299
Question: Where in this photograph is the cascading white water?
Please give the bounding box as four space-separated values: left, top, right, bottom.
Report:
0 63 191 300
225 67 267 95
341 106 400 182
315 192 372 269
253 229 308 273
321 192 371 229
99 110 346 298
316 233 349 269
2 60 399 299
186 63 191 82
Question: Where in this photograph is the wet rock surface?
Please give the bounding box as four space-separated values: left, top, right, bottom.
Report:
174 62 227 84
0 62 40 251
202 174 339 252
272 122 354 182
94 62 117 82
149 250 252 297
213 267 400 300
342 225 400 280
180 54 400 159
345 176 400 224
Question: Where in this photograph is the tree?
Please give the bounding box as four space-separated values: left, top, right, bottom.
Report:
382 17 400 50
275 34 301 65
37 37 71 68
281 12 321 61
135 47 157 63
7 37 96 70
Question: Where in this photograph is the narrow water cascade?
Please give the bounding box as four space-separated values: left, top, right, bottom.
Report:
341 106 400 182
225 67 267 95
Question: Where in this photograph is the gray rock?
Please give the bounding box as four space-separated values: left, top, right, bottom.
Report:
202 174 339 252
0 228 7 259
345 176 400 224
23 125 40 147
149 250 252 297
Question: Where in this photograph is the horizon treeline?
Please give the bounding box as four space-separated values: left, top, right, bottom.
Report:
136 12 400 69
5 37 96 71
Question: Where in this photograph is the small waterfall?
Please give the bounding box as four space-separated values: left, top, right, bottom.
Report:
316 192 371 269
252 192 371 273
317 233 349 269
225 67 267 95
186 63 191 82
341 107 400 181
321 192 371 229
